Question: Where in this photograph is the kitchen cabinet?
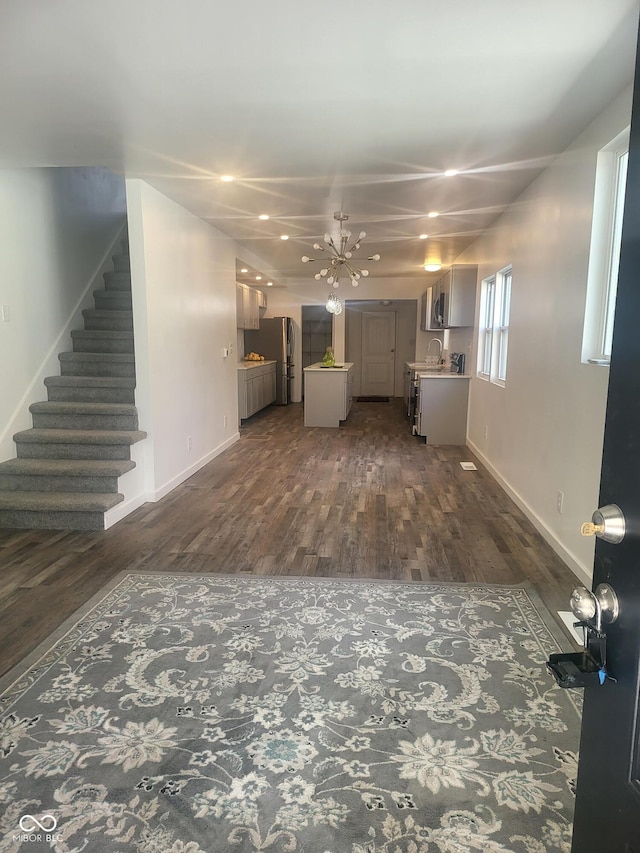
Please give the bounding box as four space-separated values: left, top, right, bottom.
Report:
236 283 263 329
417 374 470 444
303 363 354 427
420 264 477 330
237 360 277 420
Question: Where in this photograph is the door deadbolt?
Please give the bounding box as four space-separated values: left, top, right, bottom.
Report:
580 503 626 544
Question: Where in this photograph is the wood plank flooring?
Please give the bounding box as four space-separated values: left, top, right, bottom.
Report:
0 399 580 678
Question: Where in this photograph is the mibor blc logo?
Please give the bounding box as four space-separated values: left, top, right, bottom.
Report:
19 815 57 832
14 814 61 843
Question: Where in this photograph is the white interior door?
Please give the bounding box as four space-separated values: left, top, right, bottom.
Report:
361 311 396 396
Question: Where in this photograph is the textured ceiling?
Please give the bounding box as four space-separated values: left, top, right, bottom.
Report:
1 0 638 286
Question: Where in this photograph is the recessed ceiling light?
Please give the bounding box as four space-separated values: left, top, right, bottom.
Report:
240 268 248 273
280 234 289 240
419 234 428 239
220 175 234 182
267 282 273 287
427 211 439 218
259 214 270 220
255 276 262 281
444 169 459 177
424 263 442 272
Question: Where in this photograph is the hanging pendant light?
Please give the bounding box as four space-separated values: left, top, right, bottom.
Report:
325 292 342 315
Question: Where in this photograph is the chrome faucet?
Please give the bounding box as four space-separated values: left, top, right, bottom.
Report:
427 338 443 361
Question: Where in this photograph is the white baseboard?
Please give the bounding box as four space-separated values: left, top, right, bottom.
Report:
151 433 240 502
466 438 591 587
104 432 241 528
104 493 150 529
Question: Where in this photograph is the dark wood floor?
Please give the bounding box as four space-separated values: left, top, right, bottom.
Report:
0 399 579 678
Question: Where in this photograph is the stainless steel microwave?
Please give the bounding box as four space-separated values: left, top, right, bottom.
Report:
422 285 445 330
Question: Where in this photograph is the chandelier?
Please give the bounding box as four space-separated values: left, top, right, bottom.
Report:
301 211 380 287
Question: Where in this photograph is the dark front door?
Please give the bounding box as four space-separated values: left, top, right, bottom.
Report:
570 24 640 853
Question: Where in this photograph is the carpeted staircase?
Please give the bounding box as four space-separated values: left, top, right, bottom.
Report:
0 236 146 531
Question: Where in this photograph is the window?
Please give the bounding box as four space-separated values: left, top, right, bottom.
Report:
477 266 512 386
582 128 629 364
478 276 495 379
497 268 511 382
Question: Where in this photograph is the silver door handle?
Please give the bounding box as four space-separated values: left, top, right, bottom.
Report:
570 583 619 630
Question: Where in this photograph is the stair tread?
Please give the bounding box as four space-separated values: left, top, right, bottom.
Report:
30 401 138 415
0 491 124 511
71 330 133 339
14 428 147 445
59 352 135 362
45 376 136 388
0 459 135 476
82 309 133 316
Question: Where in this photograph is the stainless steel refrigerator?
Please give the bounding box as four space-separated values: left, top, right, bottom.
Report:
244 317 295 404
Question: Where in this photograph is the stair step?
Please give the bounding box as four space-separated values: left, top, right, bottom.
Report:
0 230 139 531
71 329 134 354
93 290 132 311
112 253 130 272
103 271 132 291
0 491 124 530
59 351 136 378
0 458 135 493
29 401 139 431
14 428 146 460
45 376 136 404
82 309 133 332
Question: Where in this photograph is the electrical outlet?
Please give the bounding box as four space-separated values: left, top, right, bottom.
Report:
557 490 564 514
1 305 9 323
187 436 192 451
223 415 228 427
483 425 488 439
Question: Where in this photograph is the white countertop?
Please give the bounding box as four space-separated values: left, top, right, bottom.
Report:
406 361 440 370
237 359 277 370
417 371 471 380
304 362 354 372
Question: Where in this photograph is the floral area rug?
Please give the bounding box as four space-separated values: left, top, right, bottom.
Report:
0 574 581 853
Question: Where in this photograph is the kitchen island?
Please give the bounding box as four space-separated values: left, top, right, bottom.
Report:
303 362 354 427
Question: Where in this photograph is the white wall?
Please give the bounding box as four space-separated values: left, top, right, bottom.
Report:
0 167 126 461
458 86 633 584
125 180 242 502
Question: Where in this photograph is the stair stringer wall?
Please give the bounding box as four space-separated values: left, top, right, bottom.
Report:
103 439 147 528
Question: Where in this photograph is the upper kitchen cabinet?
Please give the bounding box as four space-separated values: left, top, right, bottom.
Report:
421 265 478 330
236 283 264 329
